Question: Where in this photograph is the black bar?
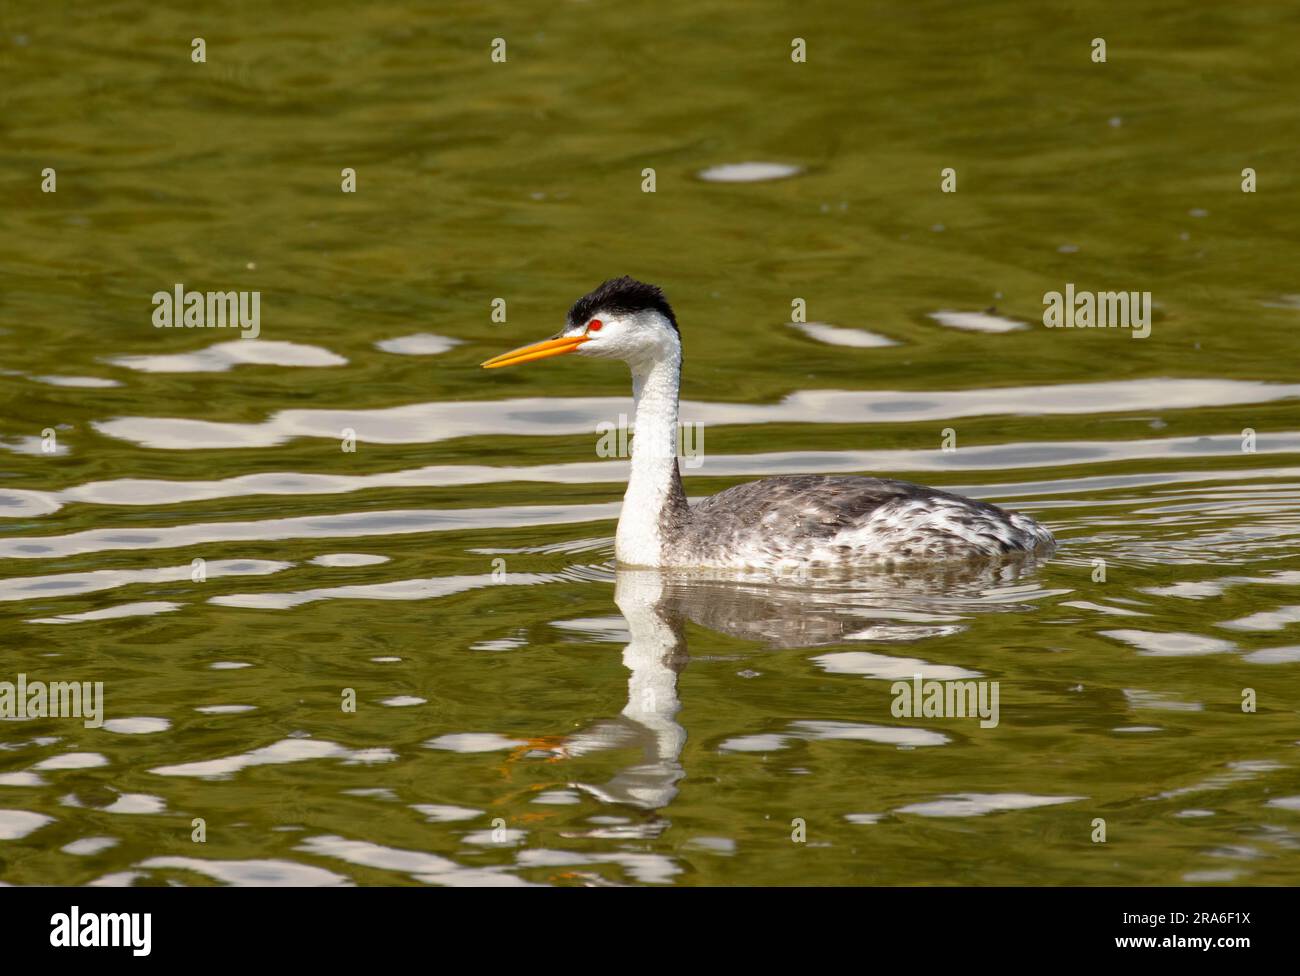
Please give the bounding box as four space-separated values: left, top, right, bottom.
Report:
0 885 1287 963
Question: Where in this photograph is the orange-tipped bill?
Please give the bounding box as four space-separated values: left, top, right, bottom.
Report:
481 333 588 369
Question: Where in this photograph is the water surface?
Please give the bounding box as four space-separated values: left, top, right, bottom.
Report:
2 1 1300 885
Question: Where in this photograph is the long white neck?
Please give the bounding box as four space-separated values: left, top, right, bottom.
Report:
615 348 690 566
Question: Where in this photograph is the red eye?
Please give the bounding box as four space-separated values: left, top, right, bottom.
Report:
588 319 603 331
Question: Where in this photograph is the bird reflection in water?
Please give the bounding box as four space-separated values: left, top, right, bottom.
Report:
553 556 1053 814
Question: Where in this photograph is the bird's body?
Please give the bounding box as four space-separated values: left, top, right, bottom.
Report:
483 277 1055 571
669 475 1054 569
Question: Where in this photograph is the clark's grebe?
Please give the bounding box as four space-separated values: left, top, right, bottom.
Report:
482 277 1055 570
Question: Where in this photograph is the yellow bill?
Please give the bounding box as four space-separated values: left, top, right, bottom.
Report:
481 333 589 369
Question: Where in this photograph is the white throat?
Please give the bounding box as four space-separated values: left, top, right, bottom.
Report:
615 347 686 566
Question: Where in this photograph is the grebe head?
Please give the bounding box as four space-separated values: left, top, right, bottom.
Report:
481 276 679 370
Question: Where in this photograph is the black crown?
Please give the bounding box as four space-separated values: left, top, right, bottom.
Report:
567 276 678 332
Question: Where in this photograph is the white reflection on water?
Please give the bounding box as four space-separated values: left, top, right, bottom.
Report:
295 835 533 886
0 507 622 560
1220 605 1300 632
6 450 1300 523
150 738 396 779
696 161 802 182
412 804 481 822
1123 689 1202 712
90 377 1300 449
1101 629 1237 657
307 552 389 567
32 752 108 771
1142 570 1300 601
788 321 898 347
928 310 1027 333
62 836 119 855
95 794 166 815
720 721 949 752
102 717 171 734
424 733 527 753
31 375 122 388
1149 760 1286 802
374 333 462 356
0 772 46 787
894 793 1085 817
107 339 346 374
0 434 69 457
813 650 980 681
137 856 351 886
212 571 560 610
0 809 55 839
0 558 290 602
1244 646 1300 664
28 601 183 624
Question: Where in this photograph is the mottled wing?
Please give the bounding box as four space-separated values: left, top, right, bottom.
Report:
684 475 1052 565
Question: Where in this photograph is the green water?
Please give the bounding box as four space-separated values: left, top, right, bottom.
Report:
2 0 1299 885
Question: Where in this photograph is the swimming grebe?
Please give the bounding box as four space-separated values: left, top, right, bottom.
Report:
482 277 1055 570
